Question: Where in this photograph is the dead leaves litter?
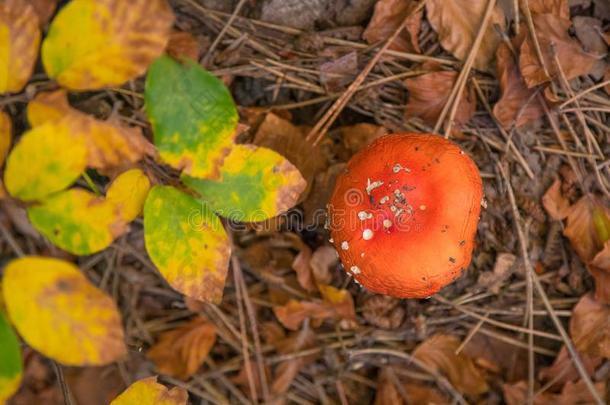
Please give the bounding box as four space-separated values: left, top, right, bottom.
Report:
362 0 422 54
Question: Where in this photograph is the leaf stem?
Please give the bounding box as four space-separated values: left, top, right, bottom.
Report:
82 172 101 196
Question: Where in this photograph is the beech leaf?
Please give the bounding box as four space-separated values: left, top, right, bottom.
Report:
362 0 422 53
110 377 187 405
570 293 610 359
106 168 151 222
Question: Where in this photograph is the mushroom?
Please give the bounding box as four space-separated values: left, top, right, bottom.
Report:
327 133 483 298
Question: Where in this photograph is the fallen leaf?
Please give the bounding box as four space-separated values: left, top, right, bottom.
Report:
362 295 405 329
493 40 544 129
145 55 238 179
426 0 506 71
182 144 307 222
166 30 202 62
42 0 174 90
590 242 610 303
404 71 476 127
320 51 359 92
0 311 22 403
402 383 448 405
413 334 489 397
27 0 57 26
64 365 125 405
573 16 607 55
570 293 610 358
4 118 88 201
463 331 528 382
564 196 610 262
0 110 11 166
260 0 326 30
291 244 317 292
143 185 231 303
309 246 337 286
110 377 187 405
303 163 346 225
477 252 516 294
2 257 127 365
27 90 155 171
519 13 598 87
503 379 606 405
362 0 422 53
522 0 570 19
28 188 127 255
337 123 390 154
147 317 217 379
0 0 40 93
374 368 403 405
539 345 601 385
542 178 572 220
271 327 317 395
106 168 151 222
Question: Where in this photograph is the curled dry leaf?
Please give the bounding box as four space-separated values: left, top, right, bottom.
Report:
27 90 155 171
412 334 489 397
570 293 610 359
42 0 174 90
0 0 40 93
564 196 610 262
503 379 606 405
292 244 318 293
147 317 217 379
362 0 422 53
27 0 57 26
166 30 202 62
519 13 598 87
291 244 336 292
542 178 572 220
2 257 127 366
404 71 476 128
590 242 610 303
425 0 506 71
493 41 544 129
110 377 187 405
477 252 516 294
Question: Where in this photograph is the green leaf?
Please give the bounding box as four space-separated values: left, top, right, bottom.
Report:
0 311 22 403
145 55 238 178
182 145 306 222
143 186 230 303
28 188 126 255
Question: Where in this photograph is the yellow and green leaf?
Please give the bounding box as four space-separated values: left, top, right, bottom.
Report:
144 186 230 303
28 188 127 255
145 55 238 178
0 0 40 93
182 145 306 222
0 110 11 166
106 168 151 221
26 89 73 127
42 0 174 90
110 376 187 405
0 311 22 404
2 257 127 366
4 118 88 201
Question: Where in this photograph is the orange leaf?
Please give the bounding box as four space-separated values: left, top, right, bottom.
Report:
362 0 422 53
570 293 610 359
166 30 202 62
590 242 610 303
147 317 217 379
503 379 606 405
521 0 569 20
542 179 572 220
539 345 601 386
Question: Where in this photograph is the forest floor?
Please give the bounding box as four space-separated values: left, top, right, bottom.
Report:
3 0 610 404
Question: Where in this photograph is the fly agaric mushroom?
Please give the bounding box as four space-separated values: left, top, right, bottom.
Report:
327 133 483 298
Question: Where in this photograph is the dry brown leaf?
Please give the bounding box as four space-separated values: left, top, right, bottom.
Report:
402 383 448 405
291 244 317 293
570 293 610 359
319 51 358 92
426 0 506 71
493 40 544 129
374 368 404 405
542 179 572 220
539 345 601 386
309 246 336 286
27 0 57 26
166 30 202 62
404 71 476 127
337 123 390 154
463 331 528 382
504 379 606 405
604 68 610 96
147 317 217 379
374 367 448 405
362 0 422 53
590 241 610 303
271 327 317 395
413 334 489 397
477 252 516 294
362 295 405 329
303 162 346 225
564 196 610 262
521 0 570 19
573 16 607 55
519 13 598 87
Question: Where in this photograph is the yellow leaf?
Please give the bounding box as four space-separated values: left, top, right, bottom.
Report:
27 90 155 170
110 377 187 405
27 188 127 255
4 117 88 201
0 0 40 93
107 168 151 221
2 257 127 366
0 110 11 166
41 0 174 90
147 317 217 379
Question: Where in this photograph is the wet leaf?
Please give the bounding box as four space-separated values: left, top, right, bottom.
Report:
42 0 174 90
404 71 476 128
0 311 22 404
362 0 422 53
412 334 489 397
2 257 127 365
569 294 610 359
0 110 11 166
147 317 217 379
182 144 306 222
143 186 231 303
542 179 572 220
145 55 238 178
493 41 544 129
27 90 155 171
28 188 127 255
519 13 598 87
4 118 88 201
110 377 187 405
106 168 151 222
425 0 506 70
0 0 40 93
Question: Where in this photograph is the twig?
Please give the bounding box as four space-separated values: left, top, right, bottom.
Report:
52 361 74 405
202 0 247 66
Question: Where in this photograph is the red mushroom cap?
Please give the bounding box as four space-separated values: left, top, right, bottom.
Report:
327 133 483 298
